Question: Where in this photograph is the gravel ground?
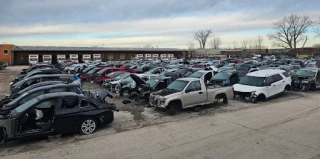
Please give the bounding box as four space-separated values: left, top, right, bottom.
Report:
0 66 317 157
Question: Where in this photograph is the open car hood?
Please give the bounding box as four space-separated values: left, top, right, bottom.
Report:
130 74 146 87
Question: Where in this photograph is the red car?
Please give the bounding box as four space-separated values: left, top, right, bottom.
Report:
95 71 124 84
81 67 103 81
94 68 126 84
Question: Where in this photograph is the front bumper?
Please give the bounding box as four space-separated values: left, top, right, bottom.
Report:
149 95 166 108
234 91 257 102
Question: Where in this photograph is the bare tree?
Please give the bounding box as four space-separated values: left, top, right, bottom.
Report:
194 29 212 49
255 35 264 52
314 17 320 37
268 14 313 51
314 43 320 48
247 39 253 49
242 39 248 49
210 37 222 49
144 44 153 48
187 42 195 50
233 41 238 49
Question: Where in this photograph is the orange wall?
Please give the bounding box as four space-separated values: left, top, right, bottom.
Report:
0 44 14 64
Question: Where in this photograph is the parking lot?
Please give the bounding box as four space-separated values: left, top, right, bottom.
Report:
0 66 319 157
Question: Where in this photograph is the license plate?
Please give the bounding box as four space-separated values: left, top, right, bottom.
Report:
302 81 309 84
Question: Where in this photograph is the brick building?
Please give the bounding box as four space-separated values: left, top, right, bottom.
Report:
0 44 15 65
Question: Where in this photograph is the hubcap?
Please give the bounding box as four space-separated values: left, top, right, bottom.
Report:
81 119 96 134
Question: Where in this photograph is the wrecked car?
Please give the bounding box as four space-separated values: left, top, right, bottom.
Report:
210 70 241 86
291 69 320 91
11 68 62 85
10 74 81 95
129 74 175 102
0 91 116 143
149 78 234 115
20 64 54 75
102 73 131 92
1 83 83 109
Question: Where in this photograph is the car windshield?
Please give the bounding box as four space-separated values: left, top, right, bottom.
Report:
146 79 159 88
82 67 92 72
167 80 189 91
189 71 205 78
295 70 316 77
212 72 232 80
219 67 230 71
146 68 158 73
137 65 145 71
105 72 116 77
159 71 168 76
239 76 265 87
114 73 128 80
192 65 204 68
13 98 38 113
87 69 100 75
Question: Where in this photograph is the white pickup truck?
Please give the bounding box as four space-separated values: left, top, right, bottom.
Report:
149 77 234 114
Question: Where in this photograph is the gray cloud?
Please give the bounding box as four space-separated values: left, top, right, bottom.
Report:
1 0 319 25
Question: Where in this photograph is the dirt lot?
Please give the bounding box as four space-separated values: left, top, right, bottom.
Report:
0 66 317 157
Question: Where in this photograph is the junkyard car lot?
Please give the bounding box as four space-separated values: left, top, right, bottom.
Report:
0 66 317 157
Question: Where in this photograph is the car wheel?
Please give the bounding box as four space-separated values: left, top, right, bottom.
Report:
311 84 316 91
80 118 97 135
166 105 177 115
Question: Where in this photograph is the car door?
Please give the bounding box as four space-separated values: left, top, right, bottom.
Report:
271 74 284 94
53 96 82 132
264 76 275 98
182 81 207 108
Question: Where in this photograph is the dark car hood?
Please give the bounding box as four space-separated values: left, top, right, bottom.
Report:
153 88 181 96
130 74 146 87
292 76 313 80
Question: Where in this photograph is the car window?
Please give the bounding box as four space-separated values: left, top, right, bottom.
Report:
272 74 283 82
36 98 57 109
80 99 89 107
49 87 67 93
282 72 290 77
20 90 45 105
61 97 79 109
42 77 59 82
186 81 201 92
265 76 273 84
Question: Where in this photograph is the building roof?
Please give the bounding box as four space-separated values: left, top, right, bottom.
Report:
12 46 187 52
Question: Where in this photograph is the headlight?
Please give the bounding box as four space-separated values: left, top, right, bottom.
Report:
130 82 136 88
159 98 166 104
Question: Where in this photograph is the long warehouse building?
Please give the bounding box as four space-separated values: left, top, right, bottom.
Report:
0 44 186 65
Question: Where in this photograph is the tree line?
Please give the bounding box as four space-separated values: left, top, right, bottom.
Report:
191 14 320 52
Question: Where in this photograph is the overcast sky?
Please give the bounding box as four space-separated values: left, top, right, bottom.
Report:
0 0 319 48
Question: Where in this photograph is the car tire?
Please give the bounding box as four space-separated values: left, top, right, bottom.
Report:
166 105 177 116
80 118 97 135
311 84 317 91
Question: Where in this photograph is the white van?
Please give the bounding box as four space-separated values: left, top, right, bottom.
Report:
234 69 292 103
29 54 38 65
43 55 52 64
70 54 79 63
57 55 66 63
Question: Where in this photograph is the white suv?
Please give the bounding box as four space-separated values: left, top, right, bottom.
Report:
233 69 291 103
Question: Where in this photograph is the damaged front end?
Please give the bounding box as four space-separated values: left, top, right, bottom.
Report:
0 115 15 143
234 91 257 102
292 76 315 90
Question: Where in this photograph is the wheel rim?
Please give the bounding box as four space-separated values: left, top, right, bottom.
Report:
81 119 96 134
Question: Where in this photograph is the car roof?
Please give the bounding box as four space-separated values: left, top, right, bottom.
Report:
247 69 285 77
28 83 79 93
38 92 84 100
177 77 199 82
